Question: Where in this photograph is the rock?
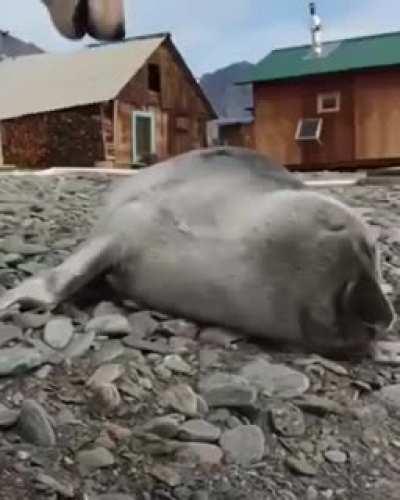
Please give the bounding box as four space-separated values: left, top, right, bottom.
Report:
93 301 121 317
270 403 306 437
199 349 222 371
35 473 75 498
324 449 348 464
0 236 48 256
295 395 346 416
0 403 20 428
374 342 400 365
35 364 53 380
0 346 46 376
294 355 349 376
198 372 257 409
163 384 200 417
43 317 74 350
86 314 131 338
158 319 199 339
198 327 243 348
161 354 192 375
176 443 223 465
96 495 136 500
149 463 182 487
220 425 265 465
77 447 115 474
123 337 170 354
286 456 317 476
18 399 56 447
240 358 309 398
143 415 182 439
128 311 158 338
63 331 95 359
87 363 125 388
0 323 22 347
377 384 400 410
119 379 145 400
178 419 221 443
13 310 51 329
90 383 121 414
92 340 125 366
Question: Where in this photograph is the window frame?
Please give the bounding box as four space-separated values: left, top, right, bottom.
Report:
295 117 323 142
317 92 341 114
132 110 156 163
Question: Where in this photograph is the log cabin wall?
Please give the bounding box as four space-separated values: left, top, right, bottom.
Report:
1 105 104 168
253 74 355 169
113 41 212 166
220 123 254 149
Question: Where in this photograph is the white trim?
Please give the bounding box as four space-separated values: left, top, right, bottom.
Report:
317 92 341 114
295 118 323 142
132 111 156 163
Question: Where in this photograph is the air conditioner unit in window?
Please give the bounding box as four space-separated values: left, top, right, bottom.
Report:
295 118 323 142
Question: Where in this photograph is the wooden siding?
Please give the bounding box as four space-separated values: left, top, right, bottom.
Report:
113 42 211 165
220 123 254 149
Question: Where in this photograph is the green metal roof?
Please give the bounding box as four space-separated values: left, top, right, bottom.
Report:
242 31 400 84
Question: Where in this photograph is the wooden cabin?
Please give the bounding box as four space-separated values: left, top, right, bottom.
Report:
0 33 215 168
241 31 400 171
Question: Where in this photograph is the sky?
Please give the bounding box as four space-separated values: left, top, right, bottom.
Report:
2 0 400 77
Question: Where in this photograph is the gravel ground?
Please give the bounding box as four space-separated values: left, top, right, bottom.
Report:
0 173 400 500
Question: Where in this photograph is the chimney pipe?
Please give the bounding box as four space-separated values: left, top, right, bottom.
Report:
309 2 322 56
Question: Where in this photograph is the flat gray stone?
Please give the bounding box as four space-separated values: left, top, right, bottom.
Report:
0 403 20 428
35 473 75 498
178 419 221 443
87 363 125 388
92 340 125 366
240 358 309 398
163 384 199 417
324 449 347 464
159 319 199 339
220 425 265 465
63 331 95 359
143 415 182 438
161 354 192 375
77 447 115 474
374 342 400 365
13 310 51 329
86 314 131 338
18 399 56 447
176 443 223 465
128 311 158 339
96 495 136 500
0 323 22 347
198 372 257 409
44 317 74 350
0 346 46 376
93 301 121 317
198 327 243 348
377 384 400 410
270 403 306 437
286 456 317 476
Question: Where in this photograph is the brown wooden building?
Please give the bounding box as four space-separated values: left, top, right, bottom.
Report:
0 33 215 168
241 31 400 170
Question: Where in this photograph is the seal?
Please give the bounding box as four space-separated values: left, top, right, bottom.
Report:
41 0 125 41
0 147 394 355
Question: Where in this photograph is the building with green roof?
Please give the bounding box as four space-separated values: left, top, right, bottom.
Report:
242 31 400 170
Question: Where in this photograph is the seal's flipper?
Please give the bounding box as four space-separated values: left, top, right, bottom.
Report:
0 235 115 313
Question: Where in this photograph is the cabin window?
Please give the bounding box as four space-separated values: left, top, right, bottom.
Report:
132 111 156 163
148 63 161 93
317 92 341 113
295 118 323 142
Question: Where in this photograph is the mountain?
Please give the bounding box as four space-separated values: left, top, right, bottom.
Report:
0 31 43 60
200 61 254 119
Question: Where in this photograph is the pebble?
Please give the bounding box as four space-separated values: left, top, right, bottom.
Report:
63 331 95 359
86 314 132 337
240 358 310 398
18 399 56 447
13 310 51 329
0 346 46 376
128 311 158 338
270 403 306 437
93 301 122 317
0 403 20 428
35 473 75 498
161 354 192 375
176 443 223 465
77 447 115 473
374 341 400 365
286 456 317 476
163 384 200 417
90 383 121 413
295 395 346 416
178 419 221 442
198 372 257 409
324 449 348 464
198 327 243 348
220 425 265 465
158 319 199 339
0 323 22 347
96 495 137 500
92 340 125 366
87 363 125 387
43 317 74 350
149 463 182 487
377 384 400 410
143 415 182 439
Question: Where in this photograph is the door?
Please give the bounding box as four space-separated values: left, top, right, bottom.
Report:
132 111 156 163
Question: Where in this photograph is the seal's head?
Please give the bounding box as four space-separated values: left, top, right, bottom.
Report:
270 190 395 356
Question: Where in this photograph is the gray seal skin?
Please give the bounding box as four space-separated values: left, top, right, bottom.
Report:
0 147 394 355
